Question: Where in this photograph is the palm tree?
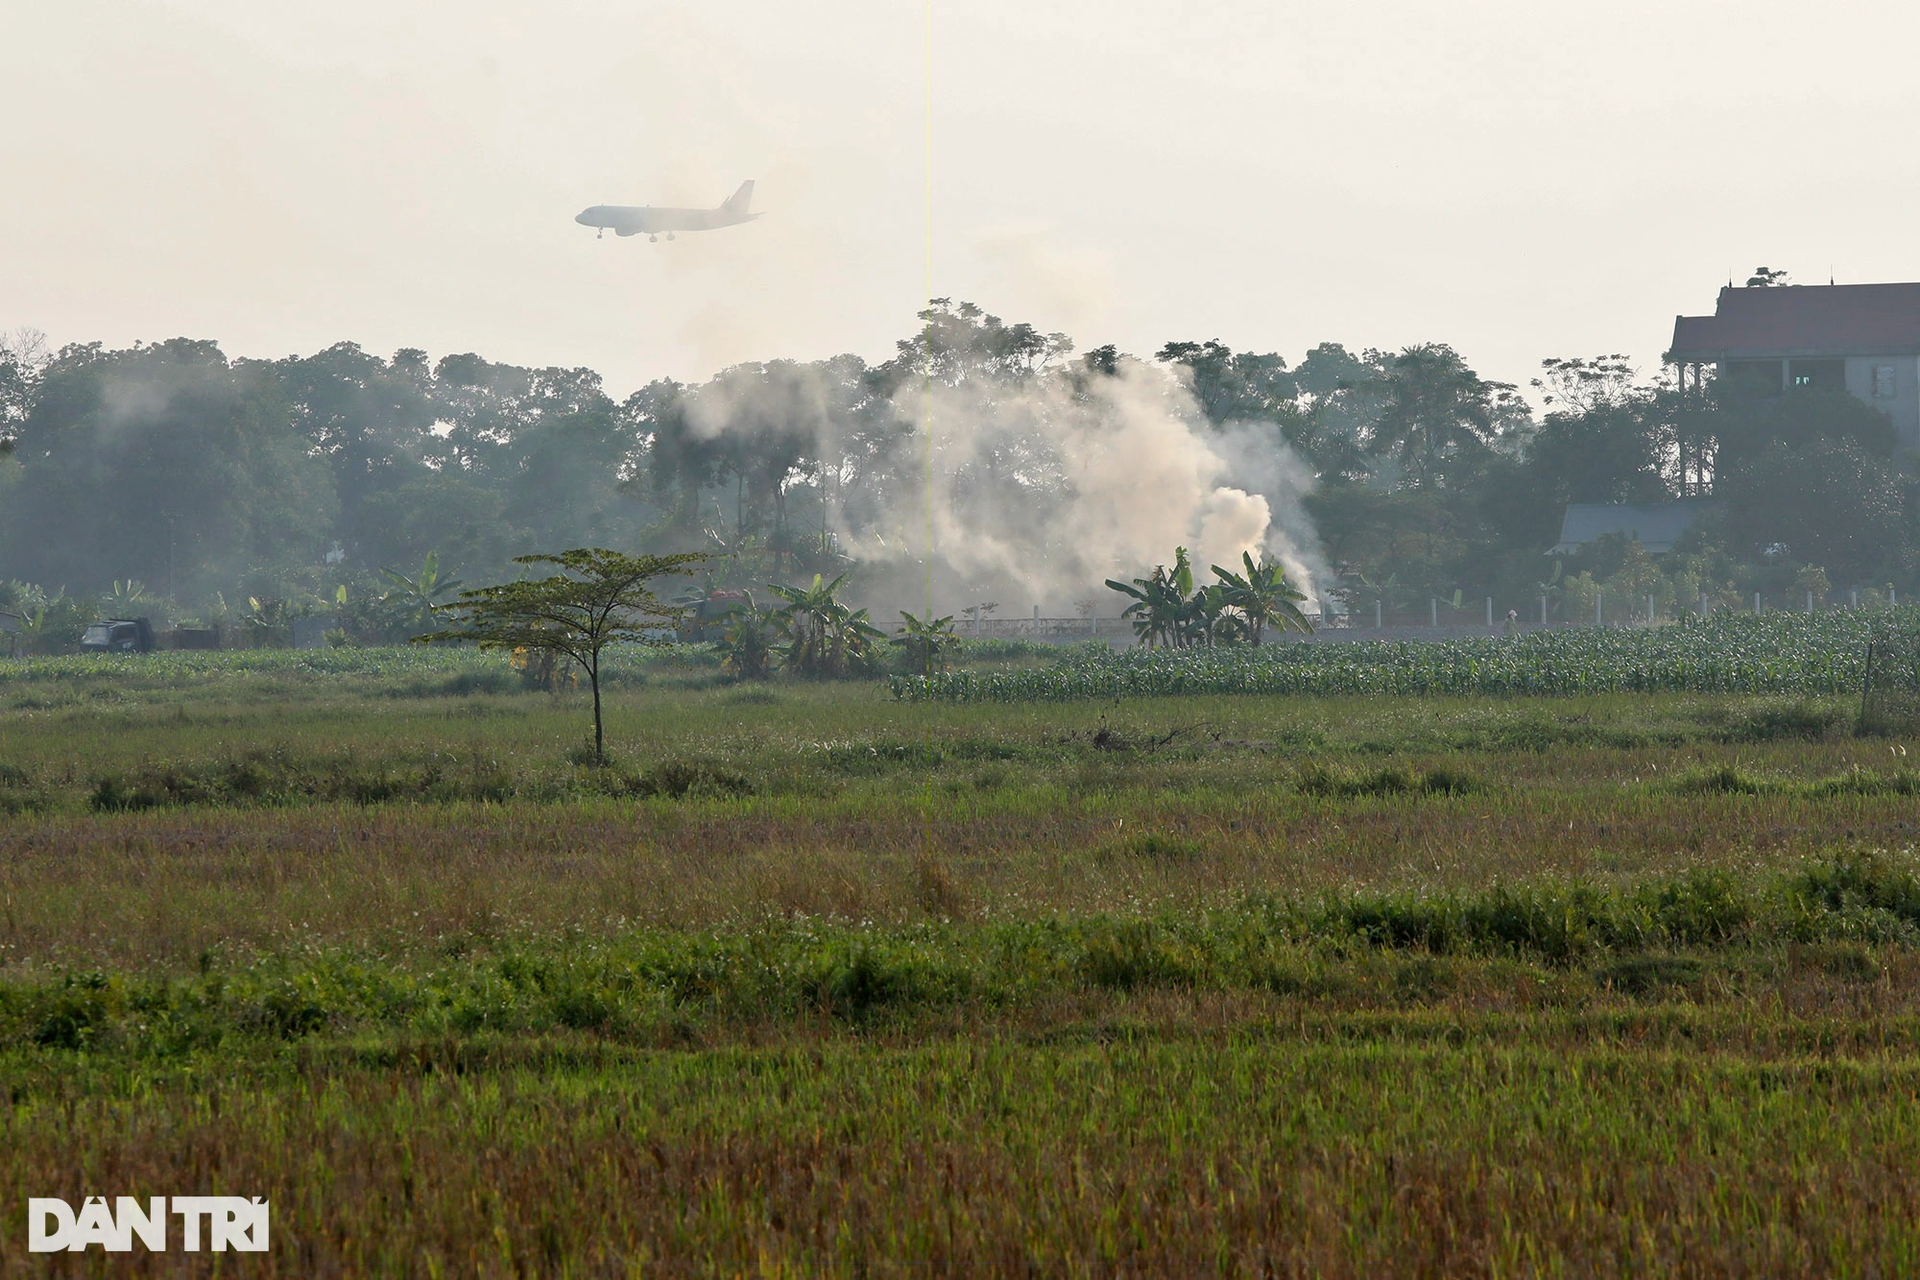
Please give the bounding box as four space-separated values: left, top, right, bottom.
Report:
1365 345 1504 486
1211 551 1312 644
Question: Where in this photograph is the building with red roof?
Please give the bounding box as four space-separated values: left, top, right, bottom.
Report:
1669 283 1920 447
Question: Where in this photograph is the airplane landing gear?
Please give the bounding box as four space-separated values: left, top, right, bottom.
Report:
666 232 676 241
649 234 658 242
596 228 604 239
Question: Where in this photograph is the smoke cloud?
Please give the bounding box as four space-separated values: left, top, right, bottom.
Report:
688 353 1330 619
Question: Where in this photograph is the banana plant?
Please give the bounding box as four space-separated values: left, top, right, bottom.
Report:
1534 559 1564 619
102 579 156 614
1188 582 1247 646
1354 571 1405 622
1105 565 1188 648
715 592 777 680
767 573 883 677
893 610 957 675
379 551 463 635
243 596 291 647
14 606 47 653
1211 551 1312 645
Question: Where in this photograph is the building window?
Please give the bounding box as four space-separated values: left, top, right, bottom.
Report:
1874 365 1896 398
1788 358 1845 391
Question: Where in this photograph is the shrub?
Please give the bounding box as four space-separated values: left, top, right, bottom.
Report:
617 760 752 800
1079 922 1194 990
1729 699 1849 742
1670 765 1771 795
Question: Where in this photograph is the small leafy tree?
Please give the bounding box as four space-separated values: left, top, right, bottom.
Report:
419 549 703 761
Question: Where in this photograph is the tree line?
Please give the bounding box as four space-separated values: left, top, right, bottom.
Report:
0 291 1912 646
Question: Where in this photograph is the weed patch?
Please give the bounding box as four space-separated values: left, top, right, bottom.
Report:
614 760 752 800
1295 761 1479 797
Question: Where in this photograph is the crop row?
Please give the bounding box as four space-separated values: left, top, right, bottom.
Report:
893 610 1920 702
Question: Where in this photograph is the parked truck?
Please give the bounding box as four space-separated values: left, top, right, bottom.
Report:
80 617 157 654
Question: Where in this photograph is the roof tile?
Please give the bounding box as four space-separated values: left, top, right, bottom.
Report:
1670 283 1920 357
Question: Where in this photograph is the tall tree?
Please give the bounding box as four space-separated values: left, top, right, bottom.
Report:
4 339 336 598
1364 344 1520 487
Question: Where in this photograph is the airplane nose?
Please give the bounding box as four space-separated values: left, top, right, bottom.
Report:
575 208 592 225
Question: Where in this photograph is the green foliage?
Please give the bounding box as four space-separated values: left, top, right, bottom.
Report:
1719 437 1905 582
1211 551 1311 644
768 573 883 678
715 594 777 680
88 748 518 811
101 578 158 616
3 339 338 600
892 610 957 676
241 595 291 648
1108 547 1313 649
11 315 1920 644
6 853 1920 1051
377 550 464 637
421 548 704 758
1295 761 1479 797
896 609 1909 702
9 589 97 655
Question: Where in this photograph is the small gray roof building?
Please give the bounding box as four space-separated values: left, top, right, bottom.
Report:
1550 500 1717 556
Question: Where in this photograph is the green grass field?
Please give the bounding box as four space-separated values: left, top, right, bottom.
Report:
4 647 1920 1275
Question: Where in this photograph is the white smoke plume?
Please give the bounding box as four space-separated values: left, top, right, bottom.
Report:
686 354 1330 620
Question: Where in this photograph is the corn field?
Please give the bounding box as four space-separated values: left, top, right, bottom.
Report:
893 609 1920 702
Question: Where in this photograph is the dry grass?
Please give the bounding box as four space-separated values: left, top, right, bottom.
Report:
6 669 1920 1273
2 764 1917 969
10 1026 1920 1277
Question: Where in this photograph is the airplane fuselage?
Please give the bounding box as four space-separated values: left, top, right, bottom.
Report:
575 182 760 239
574 205 757 236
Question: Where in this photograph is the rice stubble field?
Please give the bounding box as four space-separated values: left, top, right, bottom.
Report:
3 636 1920 1275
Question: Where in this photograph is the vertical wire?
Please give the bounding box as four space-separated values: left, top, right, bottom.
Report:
922 0 937 843
924 0 935 624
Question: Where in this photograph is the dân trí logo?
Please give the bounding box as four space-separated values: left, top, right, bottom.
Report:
28 1196 269 1252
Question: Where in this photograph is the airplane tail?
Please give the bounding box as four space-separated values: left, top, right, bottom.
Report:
721 180 754 216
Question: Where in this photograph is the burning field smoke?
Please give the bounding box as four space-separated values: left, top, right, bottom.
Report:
688 350 1330 619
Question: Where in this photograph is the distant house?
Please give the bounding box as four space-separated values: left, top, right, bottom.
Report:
1550 500 1717 556
1669 283 1920 448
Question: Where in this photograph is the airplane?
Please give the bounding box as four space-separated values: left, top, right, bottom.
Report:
575 180 761 241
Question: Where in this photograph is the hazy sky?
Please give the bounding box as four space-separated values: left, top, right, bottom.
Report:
9 0 1920 397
